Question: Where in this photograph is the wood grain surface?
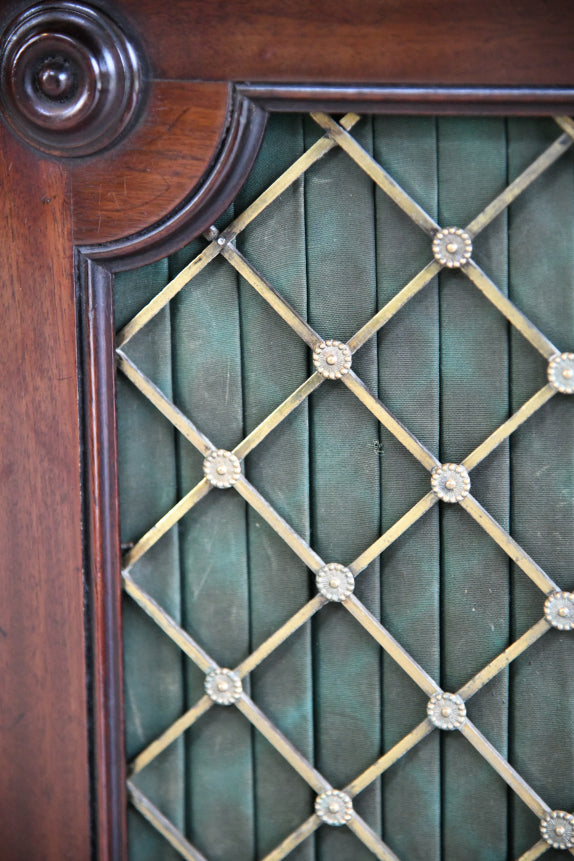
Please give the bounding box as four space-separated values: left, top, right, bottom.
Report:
72 80 230 246
0 126 90 860
118 0 574 86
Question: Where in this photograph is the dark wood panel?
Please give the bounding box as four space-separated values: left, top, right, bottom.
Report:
118 0 574 86
0 126 91 860
72 81 230 246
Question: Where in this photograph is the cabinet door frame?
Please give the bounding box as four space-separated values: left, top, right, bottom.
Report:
1 2 574 859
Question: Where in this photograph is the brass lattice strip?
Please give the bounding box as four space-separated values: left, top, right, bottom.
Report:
124 478 211 570
116 243 221 349
459 496 559 593
462 385 556 472
460 721 549 819
116 114 362 350
350 491 438 575
221 243 320 348
343 372 440 472
262 815 321 861
458 618 551 701
346 720 434 797
347 817 402 861
554 115 574 139
463 262 559 360
123 573 216 673
344 595 440 697
127 781 208 861
465 132 574 237
236 595 326 678
311 113 440 236
131 695 213 776
234 476 324 572
235 695 330 794
117 351 213 456
225 112 361 241
348 260 442 353
233 372 323 460
516 842 551 861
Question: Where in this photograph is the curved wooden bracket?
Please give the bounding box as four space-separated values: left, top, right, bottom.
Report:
74 83 267 271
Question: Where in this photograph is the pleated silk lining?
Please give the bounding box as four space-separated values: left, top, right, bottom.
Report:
115 115 574 861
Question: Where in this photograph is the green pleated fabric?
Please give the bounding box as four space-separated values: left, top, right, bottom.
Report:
116 114 574 861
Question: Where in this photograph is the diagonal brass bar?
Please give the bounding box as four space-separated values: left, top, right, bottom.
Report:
123 478 211 570
460 496 559 593
347 816 402 861
123 573 216 673
226 112 361 241
262 816 321 861
462 385 556 472
463 262 558 359
344 594 440 697
116 243 221 349
234 476 325 572
117 115 362 350
311 112 439 236
458 618 550 701
346 719 435 797
460 720 549 819
236 595 326 678
465 133 573 238
236 694 330 794
348 260 442 353
350 491 438 575
130 695 213 776
117 351 213 456
221 243 320 348
128 780 209 861
233 372 323 461
343 371 440 472
554 115 574 140
516 842 550 861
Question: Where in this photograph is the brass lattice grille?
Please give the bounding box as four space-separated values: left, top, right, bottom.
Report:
117 113 574 861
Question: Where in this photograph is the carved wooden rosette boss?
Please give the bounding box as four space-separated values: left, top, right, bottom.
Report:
0 1 143 156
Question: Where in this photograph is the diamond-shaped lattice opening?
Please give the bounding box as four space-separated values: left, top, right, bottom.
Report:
117 112 574 860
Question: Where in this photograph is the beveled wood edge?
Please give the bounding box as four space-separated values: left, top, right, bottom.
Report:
80 88 267 272
77 253 126 861
238 83 574 115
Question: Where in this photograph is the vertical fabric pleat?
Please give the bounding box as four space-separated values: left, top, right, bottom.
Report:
115 261 186 861
117 114 574 861
438 117 511 861
235 115 315 860
304 116 382 861
373 115 441 861
168 237 255 859
507 118 574 859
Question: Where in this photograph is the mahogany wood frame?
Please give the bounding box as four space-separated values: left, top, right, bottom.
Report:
1 2 574 859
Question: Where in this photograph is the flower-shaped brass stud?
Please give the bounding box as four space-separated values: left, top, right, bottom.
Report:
313 340 352 380
315 790 353 826
427 692 467 730
432 228 472 268
203 449 241 488
544 591 574 631
547 352 574 394
204 669 242 705
540 810 574 849
316 563 355 602
431 463 471 503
